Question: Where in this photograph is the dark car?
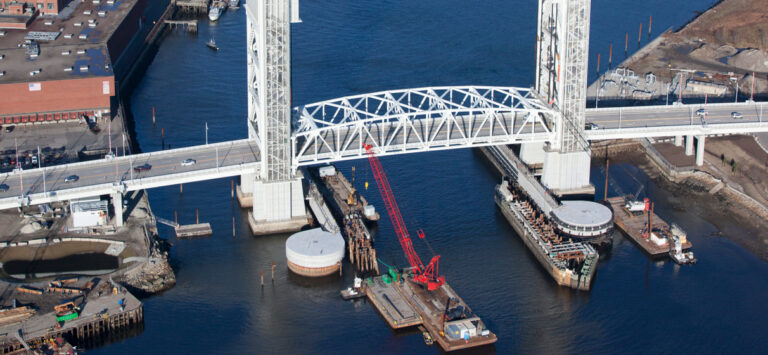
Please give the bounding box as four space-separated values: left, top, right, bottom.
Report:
64 175 79 183
0 184 8 192
5 126 14 133
133 163 152 172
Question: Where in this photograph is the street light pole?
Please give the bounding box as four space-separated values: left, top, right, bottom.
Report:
38 145 45 193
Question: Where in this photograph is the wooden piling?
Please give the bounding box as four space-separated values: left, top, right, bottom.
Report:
260 270 264 287
625 32 628 57
174 210 178 225
608 43 613 69
638 23 642 45
596 53 600 76
196 208 199 224
231 180 234 199
180 183 183 194
152 106 156 126
271 262 275 281
232 216 235 237
648 15 652 36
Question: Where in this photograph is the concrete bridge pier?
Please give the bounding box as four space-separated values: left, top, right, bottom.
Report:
695 135 705 166
519 142 547 167
247 173 308 236
685 135 694 156
541 149 595 197
111 193 123 227
674 135 683 147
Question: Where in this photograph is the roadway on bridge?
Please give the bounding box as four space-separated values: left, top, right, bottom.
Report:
0 140 260 200
586 102 766 131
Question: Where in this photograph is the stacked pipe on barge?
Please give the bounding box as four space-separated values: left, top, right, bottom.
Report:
495 179 598 291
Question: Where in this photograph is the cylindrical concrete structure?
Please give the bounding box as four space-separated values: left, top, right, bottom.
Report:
695 135 705 166
685 135 694 156
285 228 344 277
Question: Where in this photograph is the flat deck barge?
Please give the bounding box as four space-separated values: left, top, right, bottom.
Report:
607 197 692 257
495 180 598 291
366 274 497 351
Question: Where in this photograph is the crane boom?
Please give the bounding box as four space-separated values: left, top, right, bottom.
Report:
365 144 444 290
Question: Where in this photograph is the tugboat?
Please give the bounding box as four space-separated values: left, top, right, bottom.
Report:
206 37 219 51
669 224 697 264
340 277 365 300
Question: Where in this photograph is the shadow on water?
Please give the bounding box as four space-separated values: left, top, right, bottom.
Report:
3 253 119 279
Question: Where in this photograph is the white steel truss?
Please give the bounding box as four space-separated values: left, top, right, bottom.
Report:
292 86 556 167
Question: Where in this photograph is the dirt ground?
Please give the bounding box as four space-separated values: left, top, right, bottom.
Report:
700 135 768 206
621 0 768 92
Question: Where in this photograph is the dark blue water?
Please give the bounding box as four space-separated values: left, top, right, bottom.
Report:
100 0 768 353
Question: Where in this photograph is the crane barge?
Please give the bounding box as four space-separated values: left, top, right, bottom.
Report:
363 144 497 351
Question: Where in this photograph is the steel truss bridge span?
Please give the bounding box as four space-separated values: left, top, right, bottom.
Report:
292 86 556 167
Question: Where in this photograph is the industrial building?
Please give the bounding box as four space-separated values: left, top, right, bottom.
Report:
0 0 154 125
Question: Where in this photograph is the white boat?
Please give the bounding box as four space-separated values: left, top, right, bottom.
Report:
228 0 239 8
208 5 222 21
669 233 697 265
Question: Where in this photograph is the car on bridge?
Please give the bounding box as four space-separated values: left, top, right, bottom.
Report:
64 175 79 183
134 163 152 172
696 108 707 117
731 112 743 119
181 159 196 166
585 122 599 130
0 184 8 192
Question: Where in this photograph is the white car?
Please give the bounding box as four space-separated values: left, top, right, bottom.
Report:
181 159 196 166
731 112 743 119
696 108 707 116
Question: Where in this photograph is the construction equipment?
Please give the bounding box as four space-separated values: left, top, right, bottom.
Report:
347 166 358 206
364 144 444 291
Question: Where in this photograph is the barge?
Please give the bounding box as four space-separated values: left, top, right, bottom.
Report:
607 196 693 258
495 180 598 291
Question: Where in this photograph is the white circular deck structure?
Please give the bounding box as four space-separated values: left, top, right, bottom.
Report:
551 201 613 239
285 228 345 277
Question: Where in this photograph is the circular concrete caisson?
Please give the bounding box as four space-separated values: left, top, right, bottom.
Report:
285 228 345 277
551 200 614 239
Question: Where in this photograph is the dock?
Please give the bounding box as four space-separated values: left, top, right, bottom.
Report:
607 196 692 257
172 0 209 14
0 280 143 353
174 223 213 238
365 274 497 351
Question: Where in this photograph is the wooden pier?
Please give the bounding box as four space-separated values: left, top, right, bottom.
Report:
0 282 143 353
607 196 692 257
175 223 212 238
165 19 198 33
173 0 209 14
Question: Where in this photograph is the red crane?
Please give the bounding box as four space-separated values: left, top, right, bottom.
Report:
364 144 445 291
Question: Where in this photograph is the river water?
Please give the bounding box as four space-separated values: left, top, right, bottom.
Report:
97 0 767 353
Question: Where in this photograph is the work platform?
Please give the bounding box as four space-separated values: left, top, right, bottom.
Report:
608 197 692 257
365 277 422 329
175 223 212 238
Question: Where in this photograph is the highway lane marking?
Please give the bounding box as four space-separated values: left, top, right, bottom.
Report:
589 114 755 125
13 151 258 193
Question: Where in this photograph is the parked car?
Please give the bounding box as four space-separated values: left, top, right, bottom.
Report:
181 159 196 166
133 163 152 172
5 126 14 133
0 184 8 192
731 111 743 119
64 175 79 182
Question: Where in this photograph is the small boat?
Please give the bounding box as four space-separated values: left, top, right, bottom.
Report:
419 326 434 346
208 5 222 21
228 0 239 8
669 231 696 265
206 37 219 51
340 277 365 300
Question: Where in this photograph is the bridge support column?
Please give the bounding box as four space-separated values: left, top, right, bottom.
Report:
685 135 694 156
695 135 705 166
674 135 683 147
248 172 308 236
541 149 595 197
111 193 123 227
236 172 256 208
519 142 547 168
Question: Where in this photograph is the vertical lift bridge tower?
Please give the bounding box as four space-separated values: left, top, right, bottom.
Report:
522 0 594 196
242 0 307 234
